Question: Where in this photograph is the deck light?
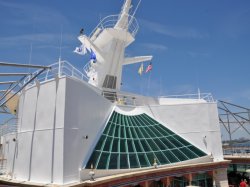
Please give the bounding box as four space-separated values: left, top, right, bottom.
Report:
153 158 158 168
89 164 95 181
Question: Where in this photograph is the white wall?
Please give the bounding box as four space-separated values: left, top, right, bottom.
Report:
117 102 223 161
5 78 66 184
63 78 113 184
148 102 224 160
2 134 16 176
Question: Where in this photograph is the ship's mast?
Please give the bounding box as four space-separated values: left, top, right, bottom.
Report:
78 0 152 91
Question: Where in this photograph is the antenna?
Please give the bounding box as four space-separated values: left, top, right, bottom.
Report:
59 24 63 61
128 0 141 29
28 43 33 73
198 88 201 100
58 25 63 76
131 0 141 17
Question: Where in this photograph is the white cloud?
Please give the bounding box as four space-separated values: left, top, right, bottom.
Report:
169 84 196 95
140 19 208 39
187 51 210 58
0 33 75 47
140 43 168 51
240 89 250 101
0 1 70 27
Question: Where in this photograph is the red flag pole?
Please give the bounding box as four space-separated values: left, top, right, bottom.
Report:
147 70 152 96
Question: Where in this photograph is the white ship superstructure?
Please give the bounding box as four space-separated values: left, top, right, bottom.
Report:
0 1 229 186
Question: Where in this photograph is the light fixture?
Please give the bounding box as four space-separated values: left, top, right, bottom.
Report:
153 158 158 168
89 164 95 181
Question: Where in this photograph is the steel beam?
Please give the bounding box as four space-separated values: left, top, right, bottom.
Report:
0 81 17 85
0 73 30 76
0 62 51 69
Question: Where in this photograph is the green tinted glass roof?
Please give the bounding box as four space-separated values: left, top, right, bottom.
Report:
86 111 206 169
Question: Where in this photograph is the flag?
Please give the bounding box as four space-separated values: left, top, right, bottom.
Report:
90 49 96 61
73 45 87 55
145 62 152 73
138 63 144 75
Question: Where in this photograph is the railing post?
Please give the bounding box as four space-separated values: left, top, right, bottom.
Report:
58 58 61 77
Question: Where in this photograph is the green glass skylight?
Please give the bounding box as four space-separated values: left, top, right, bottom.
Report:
86 111 206 169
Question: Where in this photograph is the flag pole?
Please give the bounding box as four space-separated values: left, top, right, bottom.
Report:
147 70 152 96
140 75 143 95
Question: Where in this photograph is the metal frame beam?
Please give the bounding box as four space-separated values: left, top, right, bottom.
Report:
0 68 47 108
0 62 51 69
0 73 31 76
0 81 17 85
218 100 250 141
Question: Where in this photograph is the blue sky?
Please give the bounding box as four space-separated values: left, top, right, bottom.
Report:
0 0 250 138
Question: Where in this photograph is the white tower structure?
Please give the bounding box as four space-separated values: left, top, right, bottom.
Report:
79 0 152 90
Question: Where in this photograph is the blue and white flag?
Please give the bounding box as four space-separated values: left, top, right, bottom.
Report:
74 45 87 55
90 49 96 61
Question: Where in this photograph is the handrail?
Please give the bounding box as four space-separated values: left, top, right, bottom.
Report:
21 60 89 87
89 14 139 38
223 146 250 155
0 117 18 136
159 93 214 103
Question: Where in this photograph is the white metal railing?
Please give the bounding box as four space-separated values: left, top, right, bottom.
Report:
22 60 88 87
159 93 214 103
0 118 18 136
223 147 250 156
89 14 139 38
102 91 139 106
0 159 6 175
102 91 215 107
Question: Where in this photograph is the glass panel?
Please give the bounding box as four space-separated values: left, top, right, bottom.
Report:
138 153 149 167
154 125 168 136
140 128 150 138
159 124 173 135
103 122 111 134
120 154 128 169
95 135 105 150
126 127 131 139
150 126 162 137
115 125 120 137
134 140 143 152
130 127 137 138
112 138 119 152
117 113 121 125
109 113 116 123
161 138 175 149
146 127 157 137
140 139 151 152
155 151 169 164
129 154 139 168
189 145 206 156
146 152 155 166
103 137 112 151
122 126 126 138
180 147 197 159
168 135 183 147
120 139 126 152
171 149 188 161
154 138 167 150
108 123 115 136
146 139 159 151
127 139 134 152
86 151 100 168
163 150 179 163
134 127 143 138
175 135 190 146
97 152 109 169
109 153 118 169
